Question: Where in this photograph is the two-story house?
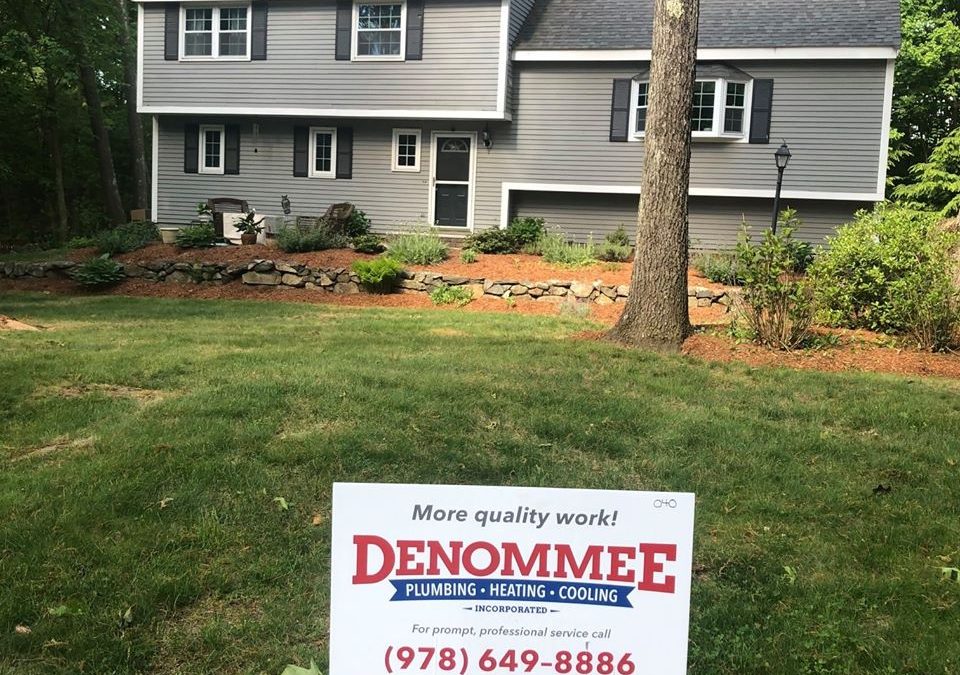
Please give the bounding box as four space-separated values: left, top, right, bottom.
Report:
137 0 900 247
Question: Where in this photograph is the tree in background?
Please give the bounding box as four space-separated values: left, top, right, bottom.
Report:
608 0 700 351
890 0 960 187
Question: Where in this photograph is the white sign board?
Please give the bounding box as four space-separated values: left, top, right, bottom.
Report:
330 483 695 675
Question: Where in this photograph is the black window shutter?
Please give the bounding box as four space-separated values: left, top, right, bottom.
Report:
335 0 353 61
225 125 241 175
610 79 632 142
293 127 309 177
749 79 775 144
184 123 199 174
336 127 354 179
406 0 425 61
251 1 268 60
164 3 180 61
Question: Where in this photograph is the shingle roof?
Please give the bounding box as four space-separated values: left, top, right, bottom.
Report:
515 0 902 51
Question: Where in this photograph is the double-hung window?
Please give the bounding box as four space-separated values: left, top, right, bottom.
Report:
182 6 250 60
309 128 338 179
392 129 421 172
353 1 406 60
631 77 751 141
199 125 225 174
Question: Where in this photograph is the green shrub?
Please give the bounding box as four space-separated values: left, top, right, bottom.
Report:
96 221 159 255
809 205 954 334
605 226 632 247
430 283 474 306
594 242 632 263
386 229 448 265
459 248 478 263
776 209 815 272
692 250 742 285
507 217 546 247
175 222 217 249
888 253 959 350
66 236 97 249
463 229 519 254
352 234 386 254
69 254 125 287
351 257 404 293
734 226 814 350
343 209 372 238
276 223 347 253
540 234 597 267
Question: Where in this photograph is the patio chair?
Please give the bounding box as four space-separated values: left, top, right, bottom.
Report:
206 197 249 239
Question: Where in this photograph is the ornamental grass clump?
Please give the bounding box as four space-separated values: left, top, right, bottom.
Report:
734 226 814 350
175 222 217 249
386 228 448 265
539 233 597 267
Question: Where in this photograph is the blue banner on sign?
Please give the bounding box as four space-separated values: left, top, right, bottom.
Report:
389 578 634 608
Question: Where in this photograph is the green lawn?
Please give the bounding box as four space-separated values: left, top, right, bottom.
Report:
0 293 958 674
0 248 74 264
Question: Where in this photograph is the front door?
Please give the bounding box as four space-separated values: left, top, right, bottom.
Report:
432 135 473 228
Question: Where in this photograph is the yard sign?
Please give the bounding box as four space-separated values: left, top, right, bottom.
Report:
330 483 696 675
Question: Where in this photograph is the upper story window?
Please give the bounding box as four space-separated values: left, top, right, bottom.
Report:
632 76 752 141
182 5 251 60
353 1 406 60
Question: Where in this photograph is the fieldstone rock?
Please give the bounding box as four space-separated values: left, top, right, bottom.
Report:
318 273 336 287
696 288 714 299
125 265 150 279
717 293 732 306
533 282 550 291
485 284 508 296
697 297 712 307
444 275 469 286
146 261 169 272
616 285 630 297
281 273 305 287
570 282 593 299
510 284 529 296
276 262 298 274
599 286 617 299
596 294 614 305
28 264 46 278
547 280 571 288
548 286 568 296
467 284 485 299
333 281 360 295
165 270 195 284
242 271 281 286
50 261 75 270
253 260 274 273
336 272 352 283
537 295 565 304
399 279 427 291
528 287 544 298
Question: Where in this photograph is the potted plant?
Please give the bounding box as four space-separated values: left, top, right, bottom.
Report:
235 210 265 245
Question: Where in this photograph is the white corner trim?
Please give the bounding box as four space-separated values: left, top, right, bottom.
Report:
499 182 883 228
151 115 159 222
137 3 145 111
512 46 900 62
137 105 511 121
877 59 896 196
496 0 510 115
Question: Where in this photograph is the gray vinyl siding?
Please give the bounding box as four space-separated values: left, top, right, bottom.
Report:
476 60 887 199
141 0 503 112
505 0 537 113
156 117 480 228
511 191 868 248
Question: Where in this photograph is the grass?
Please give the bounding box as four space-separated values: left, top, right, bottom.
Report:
0 247 73 263
0 293 958 674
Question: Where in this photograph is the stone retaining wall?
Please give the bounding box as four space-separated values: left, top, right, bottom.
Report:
1 259 734 307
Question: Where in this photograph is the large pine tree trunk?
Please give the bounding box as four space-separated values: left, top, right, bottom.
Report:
78 62 127 225
116 0 149 211
608 0 700 351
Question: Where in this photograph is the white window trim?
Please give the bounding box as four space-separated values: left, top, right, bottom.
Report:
629 78 753 143
352 0 407 62
199 124 225 174
392 128 421 172
308 127 338 179
179 4 252 62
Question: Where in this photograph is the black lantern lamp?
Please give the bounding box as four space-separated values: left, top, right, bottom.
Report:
771 142 792 233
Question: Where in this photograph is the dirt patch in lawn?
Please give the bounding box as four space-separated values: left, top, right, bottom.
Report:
0 315 41 331
11 436 95 463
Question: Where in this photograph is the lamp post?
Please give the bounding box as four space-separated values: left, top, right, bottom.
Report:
771 142 792 233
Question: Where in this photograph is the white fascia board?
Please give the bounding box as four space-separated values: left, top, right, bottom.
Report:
138 106 512 121
877 59 896 196
513 47 900 62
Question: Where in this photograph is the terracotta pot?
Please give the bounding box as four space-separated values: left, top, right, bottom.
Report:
240 232 258 246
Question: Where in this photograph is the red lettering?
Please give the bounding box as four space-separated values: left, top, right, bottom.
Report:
553 545 605 581
607 546 637 583
637 543 677 594
502 543 551 577
462 541 500 576
426 540 463 576
352 535 395 584
395 540 425 576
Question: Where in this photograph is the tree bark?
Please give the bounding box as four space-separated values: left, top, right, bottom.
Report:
43 79 70 241
78 62 127 225
608 0 700 351
116 0 149 211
